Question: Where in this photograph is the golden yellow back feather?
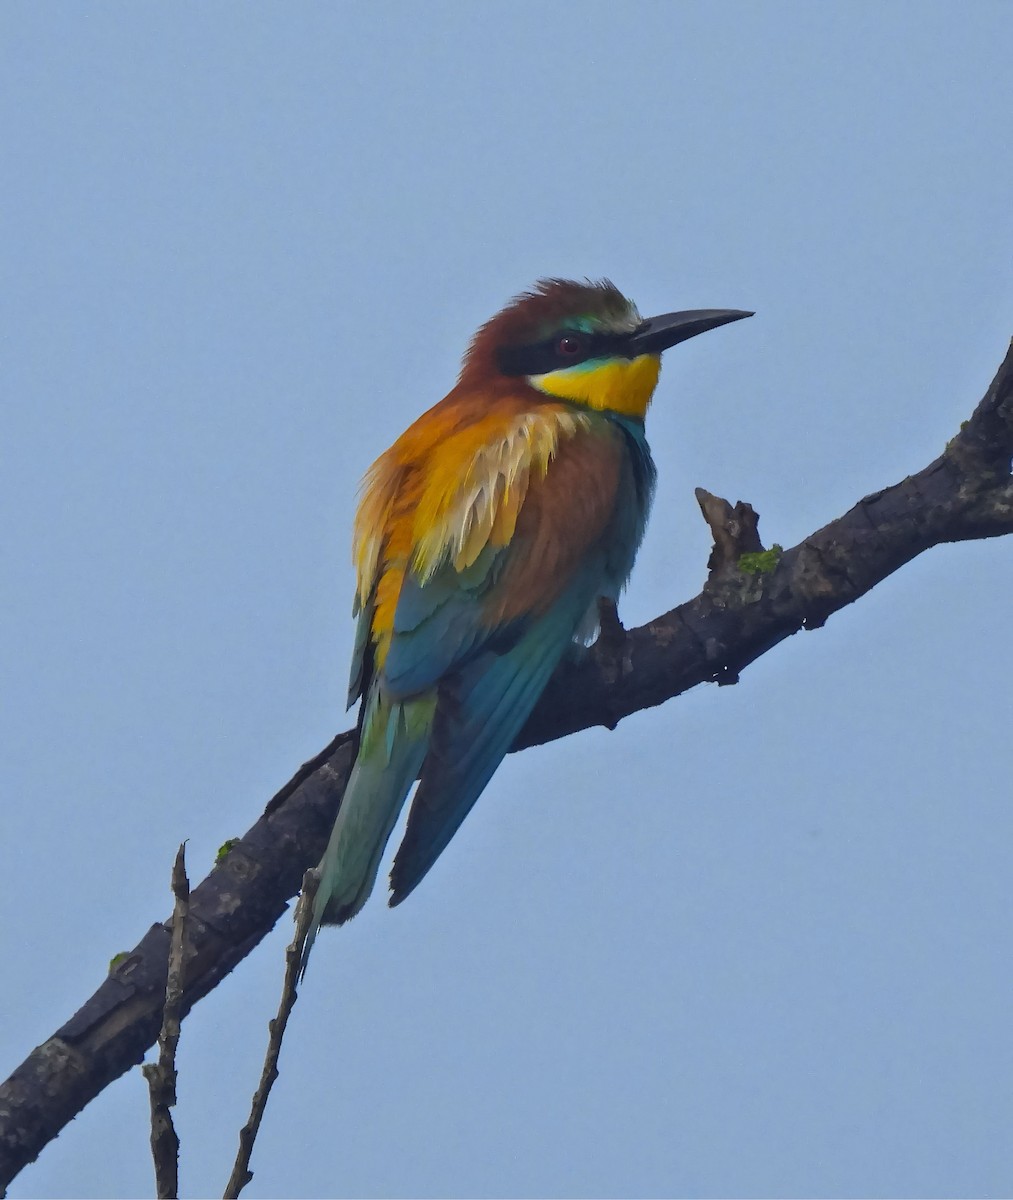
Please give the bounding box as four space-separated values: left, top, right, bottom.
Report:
352 394 590 668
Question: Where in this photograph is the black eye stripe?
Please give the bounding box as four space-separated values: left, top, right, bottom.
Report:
497 330 632 377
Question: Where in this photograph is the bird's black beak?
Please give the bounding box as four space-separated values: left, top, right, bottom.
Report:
625 308 753 356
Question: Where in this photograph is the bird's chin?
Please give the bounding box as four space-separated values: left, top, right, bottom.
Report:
528 354 661 419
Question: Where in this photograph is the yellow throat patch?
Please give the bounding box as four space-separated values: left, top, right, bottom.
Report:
530 353 662 419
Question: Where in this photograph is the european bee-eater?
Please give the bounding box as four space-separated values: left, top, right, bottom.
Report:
304 278 750 962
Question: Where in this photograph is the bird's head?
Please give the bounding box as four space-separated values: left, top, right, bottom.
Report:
461 278 751 420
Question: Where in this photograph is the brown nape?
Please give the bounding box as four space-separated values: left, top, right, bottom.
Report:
458 277 633 386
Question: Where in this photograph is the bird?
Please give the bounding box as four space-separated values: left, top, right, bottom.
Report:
302 278 750 966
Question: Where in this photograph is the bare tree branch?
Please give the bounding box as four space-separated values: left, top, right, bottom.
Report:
140 845 190 1200
222 870 319 1200
1 339 1010 1193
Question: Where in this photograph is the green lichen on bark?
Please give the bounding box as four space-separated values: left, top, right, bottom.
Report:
738 544 783 575
215 838 239 864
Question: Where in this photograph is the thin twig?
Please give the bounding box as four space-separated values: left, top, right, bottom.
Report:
141 844 190 1200
222 869 320 1200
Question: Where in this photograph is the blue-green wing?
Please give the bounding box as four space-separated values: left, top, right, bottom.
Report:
388 565 602 907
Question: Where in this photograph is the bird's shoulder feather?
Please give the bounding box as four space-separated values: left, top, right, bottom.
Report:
351 387 635 699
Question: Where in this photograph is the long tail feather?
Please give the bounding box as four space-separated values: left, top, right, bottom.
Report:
301 690 435 971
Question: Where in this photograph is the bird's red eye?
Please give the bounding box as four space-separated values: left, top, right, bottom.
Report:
557 335 583 357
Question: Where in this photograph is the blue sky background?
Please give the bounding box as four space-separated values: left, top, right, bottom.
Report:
3 3 1012 1197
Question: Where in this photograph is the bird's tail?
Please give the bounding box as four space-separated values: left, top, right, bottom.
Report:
301 689 435 970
